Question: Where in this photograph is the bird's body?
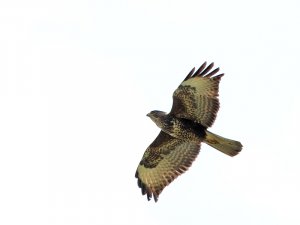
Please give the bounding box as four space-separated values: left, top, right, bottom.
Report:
147 111 207 142
135 62 242 202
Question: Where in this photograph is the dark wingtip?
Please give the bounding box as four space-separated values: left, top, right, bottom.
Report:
141 182 147 195
183 67 195 81
187 67 195 77
193 61 207 76
214 73 224 80
205 67 220 77
185 62 224 79
200 62 214 76
147 192 152 201
136 171 156 202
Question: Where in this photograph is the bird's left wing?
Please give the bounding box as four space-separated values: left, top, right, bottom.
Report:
135 131 201 202
170 62 223 127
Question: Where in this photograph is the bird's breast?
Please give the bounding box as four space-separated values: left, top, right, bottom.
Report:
162 116 206 142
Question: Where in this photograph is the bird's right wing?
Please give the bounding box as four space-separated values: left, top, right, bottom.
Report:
135 131 201 202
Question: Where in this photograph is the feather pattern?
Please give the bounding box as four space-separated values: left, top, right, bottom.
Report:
136 131 200 202
171 62 223 127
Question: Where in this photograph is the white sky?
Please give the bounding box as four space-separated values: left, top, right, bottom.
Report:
0 0 300 224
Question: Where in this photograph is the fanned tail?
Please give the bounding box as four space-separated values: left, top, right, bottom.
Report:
204 130 242 157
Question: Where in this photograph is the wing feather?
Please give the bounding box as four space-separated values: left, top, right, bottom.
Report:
193 61 207 76
170 62 223 127
135 131 201 202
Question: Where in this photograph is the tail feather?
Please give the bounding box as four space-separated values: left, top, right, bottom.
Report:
204 130 242 157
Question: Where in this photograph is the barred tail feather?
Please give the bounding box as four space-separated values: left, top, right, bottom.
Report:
204 130 242 157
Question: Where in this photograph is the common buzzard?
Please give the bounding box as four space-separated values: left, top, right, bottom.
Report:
135 62 242 202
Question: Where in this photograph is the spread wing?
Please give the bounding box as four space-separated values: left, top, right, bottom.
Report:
135 131 201 202
170 62 224 127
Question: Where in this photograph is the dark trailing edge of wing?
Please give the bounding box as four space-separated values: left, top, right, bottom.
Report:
183 62 224 81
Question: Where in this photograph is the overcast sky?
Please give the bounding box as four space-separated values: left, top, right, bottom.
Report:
1 0 300 224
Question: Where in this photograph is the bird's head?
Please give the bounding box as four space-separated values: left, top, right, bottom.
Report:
147 110 167 128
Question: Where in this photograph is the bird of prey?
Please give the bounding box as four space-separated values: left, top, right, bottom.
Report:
135 62 242 202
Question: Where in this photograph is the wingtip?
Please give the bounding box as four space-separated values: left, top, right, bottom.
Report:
205 67 220 77
154 194 159 202
215 73 224 79
184 61 224 81
147 192 152 201
200 62 214 76
136 172 157 202
193 62 207 76
184 67 196 81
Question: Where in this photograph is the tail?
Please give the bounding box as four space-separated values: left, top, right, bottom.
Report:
204 130 242 157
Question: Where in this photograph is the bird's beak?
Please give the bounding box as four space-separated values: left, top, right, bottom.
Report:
146 113 150 117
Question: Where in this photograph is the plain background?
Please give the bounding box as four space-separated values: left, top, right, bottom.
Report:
0 0 300 224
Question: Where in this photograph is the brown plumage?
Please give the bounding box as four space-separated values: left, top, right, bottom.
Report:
135 62 242 202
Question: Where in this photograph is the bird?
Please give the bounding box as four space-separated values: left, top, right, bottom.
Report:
135 62 242 202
